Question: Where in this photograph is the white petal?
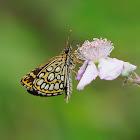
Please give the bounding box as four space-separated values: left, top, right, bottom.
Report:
75 60 88 81
130 64 137 70
98 58 124 80
77 61 98 90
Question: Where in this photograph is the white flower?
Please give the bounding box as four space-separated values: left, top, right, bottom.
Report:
75 38 137 90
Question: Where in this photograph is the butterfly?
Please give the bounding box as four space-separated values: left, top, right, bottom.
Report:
21 30 79 103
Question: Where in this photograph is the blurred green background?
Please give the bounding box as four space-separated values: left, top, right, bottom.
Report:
0 0 140 140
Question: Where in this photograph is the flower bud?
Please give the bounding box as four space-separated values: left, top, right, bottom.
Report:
120 62 133 78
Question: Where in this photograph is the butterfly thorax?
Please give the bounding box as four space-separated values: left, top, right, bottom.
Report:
62 45 75 69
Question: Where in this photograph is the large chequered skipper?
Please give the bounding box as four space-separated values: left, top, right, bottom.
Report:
21 30 78 103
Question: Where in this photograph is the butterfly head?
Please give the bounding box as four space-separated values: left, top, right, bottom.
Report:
64 44 72 53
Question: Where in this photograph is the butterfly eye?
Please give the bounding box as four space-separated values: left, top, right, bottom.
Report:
64 49 69 54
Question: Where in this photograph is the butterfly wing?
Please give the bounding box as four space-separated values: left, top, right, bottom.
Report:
21 45 76 102
21 56 65 97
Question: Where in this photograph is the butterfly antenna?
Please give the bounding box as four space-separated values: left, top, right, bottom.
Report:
66 30 72 45
71 40 80 46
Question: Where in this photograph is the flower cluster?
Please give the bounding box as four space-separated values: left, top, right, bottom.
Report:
75 38 137 90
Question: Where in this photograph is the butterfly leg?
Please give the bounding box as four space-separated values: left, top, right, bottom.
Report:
65 95 69 103
76 59 83 64
72 69 77 75
70 61 77 75
73 58 83 64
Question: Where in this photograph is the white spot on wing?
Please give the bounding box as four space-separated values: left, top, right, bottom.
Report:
41 83 46 89
41 92 46 95
24 85 27 88
54 82 59 90
61 75 64 81
33 80 35 84
55 66 61 72
48 73 55 81
47 66 53 72
57 74 60 80
38 91 41 94
30 88 33 91
37 79 44 86
44 84 49 90
39 73 44 78
60 83 63 89
49 84 54 91
53 93 58 95
47 94 52 96
38 91 45 95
